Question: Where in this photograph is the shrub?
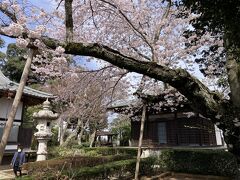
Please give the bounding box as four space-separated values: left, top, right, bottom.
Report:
61 158 154 179
140 156 157 175
48 146 85 158
67 159 136 179
49 146 138 158
82 147 138 156
23 154 132 176
72 142 90 148
30 136 38 150
48 127 59 147
23 155 155 179
156 149 238 177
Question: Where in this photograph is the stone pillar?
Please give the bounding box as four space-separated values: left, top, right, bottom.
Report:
33 99 58 161
36 138 50 161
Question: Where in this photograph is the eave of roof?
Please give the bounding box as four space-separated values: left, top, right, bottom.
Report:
108 93 190 116
107 99 138 110
0 70 53 99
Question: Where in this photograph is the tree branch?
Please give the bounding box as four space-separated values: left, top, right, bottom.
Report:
0 28 223 120
98 0 152 50
41 38 222 118
0 6 17 23
64 0 74 42
89 0 98 29
153 0 171 44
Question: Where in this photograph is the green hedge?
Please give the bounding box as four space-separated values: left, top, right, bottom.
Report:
24 157 155 179
23 148 238 179
23 154 132 175
157 149 238 177
80 147 138 156
49 146 138 158
66 159 136 179
25 159 137 180
61 158 155 179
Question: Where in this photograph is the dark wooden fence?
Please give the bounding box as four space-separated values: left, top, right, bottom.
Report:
18 127 33 148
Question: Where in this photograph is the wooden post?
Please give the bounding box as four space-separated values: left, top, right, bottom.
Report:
134 104 147 180
0 49 35 164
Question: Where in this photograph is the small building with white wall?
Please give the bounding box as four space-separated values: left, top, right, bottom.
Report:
0 70 53 152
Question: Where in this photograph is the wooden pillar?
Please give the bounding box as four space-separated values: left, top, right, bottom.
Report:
200 117 204 146
175 113 180 145
134 104 147 180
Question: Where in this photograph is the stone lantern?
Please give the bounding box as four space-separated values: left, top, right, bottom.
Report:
33 99 58 161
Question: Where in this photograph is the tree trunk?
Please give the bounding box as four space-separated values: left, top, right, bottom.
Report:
0 49 35 164
77 123 84 145
225 134 240 159
62 133 75 147
59 117 64 145
62 118 82 147
128 139 132 147
116 132 121 146
89 129 97 148
221 120 240 160
226 51 240 108
134 104 147 180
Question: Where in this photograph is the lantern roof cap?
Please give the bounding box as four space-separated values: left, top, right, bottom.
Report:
33 99 59 120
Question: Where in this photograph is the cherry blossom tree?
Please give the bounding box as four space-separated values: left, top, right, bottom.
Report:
42 65 128 147
0 0 240 161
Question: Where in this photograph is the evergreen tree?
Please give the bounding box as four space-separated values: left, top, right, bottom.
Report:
2 43 26 82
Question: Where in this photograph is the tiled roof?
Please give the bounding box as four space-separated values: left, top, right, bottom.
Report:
107 99 139 109
0 70 53 99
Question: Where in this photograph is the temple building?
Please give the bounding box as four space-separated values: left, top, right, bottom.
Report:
0 70 53 151
109 92 225 148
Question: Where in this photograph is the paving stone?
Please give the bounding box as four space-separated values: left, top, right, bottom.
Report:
0 169 15 180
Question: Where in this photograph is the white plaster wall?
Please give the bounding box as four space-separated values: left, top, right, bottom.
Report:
215 125 224 146
0 121 21 143
0 97 23 120
5 144 18 150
